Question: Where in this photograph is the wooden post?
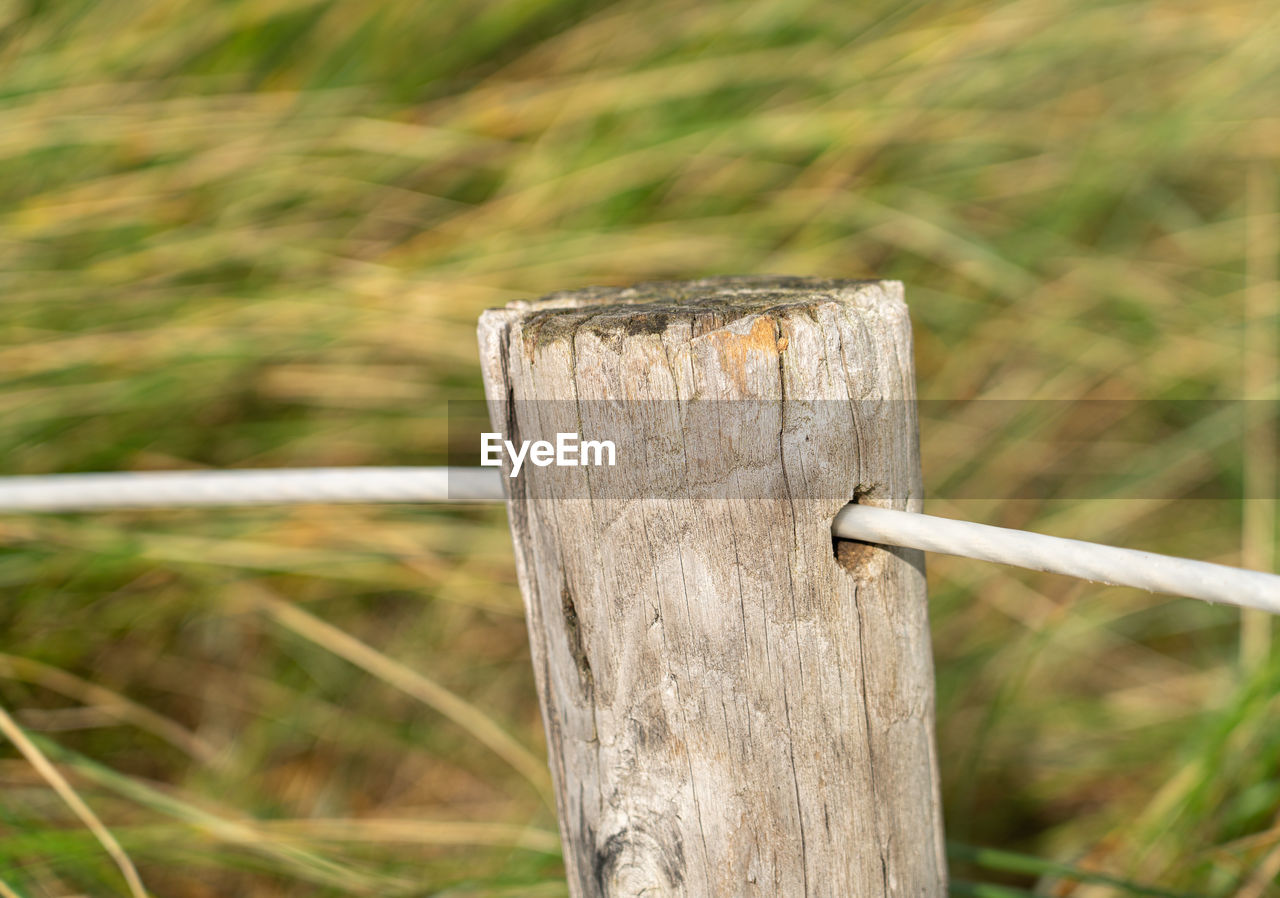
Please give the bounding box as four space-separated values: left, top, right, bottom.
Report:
478 277 945 897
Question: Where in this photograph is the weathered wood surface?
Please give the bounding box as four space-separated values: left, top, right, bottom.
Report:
478 276 945 897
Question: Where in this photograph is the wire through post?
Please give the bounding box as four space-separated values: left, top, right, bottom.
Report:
0 468 1275 612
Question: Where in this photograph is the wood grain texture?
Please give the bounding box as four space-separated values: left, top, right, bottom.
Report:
478 276 945 897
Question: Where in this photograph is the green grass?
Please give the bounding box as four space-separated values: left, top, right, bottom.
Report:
0 0 1277 894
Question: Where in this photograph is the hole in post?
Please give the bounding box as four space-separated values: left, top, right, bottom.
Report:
833 489 880 574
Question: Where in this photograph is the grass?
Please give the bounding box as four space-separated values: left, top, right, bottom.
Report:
0 0 1277 893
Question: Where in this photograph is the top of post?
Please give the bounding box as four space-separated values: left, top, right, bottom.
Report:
476 275 921 504
481 275 905 349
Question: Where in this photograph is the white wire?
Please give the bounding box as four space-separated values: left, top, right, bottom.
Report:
0 468 1274 612
0 468 504 510
833 504 1280 614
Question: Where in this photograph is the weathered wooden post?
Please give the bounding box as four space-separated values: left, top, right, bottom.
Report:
478 276 945 897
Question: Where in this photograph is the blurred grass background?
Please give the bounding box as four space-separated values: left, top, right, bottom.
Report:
0 0 1277 894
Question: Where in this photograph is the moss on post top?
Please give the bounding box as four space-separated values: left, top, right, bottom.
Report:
491 276 904 349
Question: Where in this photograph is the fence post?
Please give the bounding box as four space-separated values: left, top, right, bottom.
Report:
477 276 945 897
